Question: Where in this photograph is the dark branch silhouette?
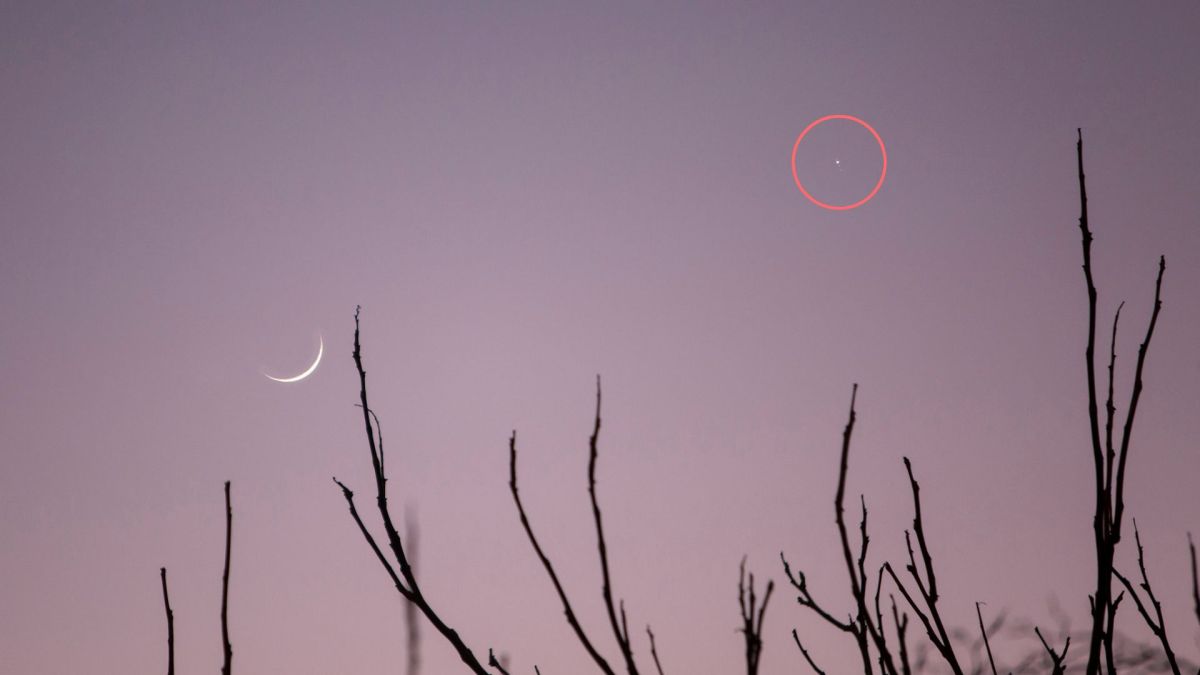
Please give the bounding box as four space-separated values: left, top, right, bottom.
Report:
1075 128 1168 675
738 557 773 675
1190 533 1199 632
334 307 510 675
885 459 963 675
406 515 421 675
221 480 232 675
1035 626 1070 675
161 567 174 675
782 385 901 675
508 378 656 675
975 603 997 675
1113 523 1182 675
645 626 665 675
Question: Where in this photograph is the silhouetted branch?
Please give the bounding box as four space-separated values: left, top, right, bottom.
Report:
782 385 899 675
884 459 962 675
1035 626 1070 675
335 307 499 675
738 558 774 675
1113 523 1181 675
488 649 511 675
510 430 616 675
645 626 665 675
792 629 827 675
1190 533 1199 630
890 597 911 675
975 603 997 675
1076 128 1168 675
161 567 174 675
587 378 641 675
221 481 232 675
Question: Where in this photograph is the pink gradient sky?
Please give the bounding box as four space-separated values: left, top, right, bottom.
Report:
2 3 1199 673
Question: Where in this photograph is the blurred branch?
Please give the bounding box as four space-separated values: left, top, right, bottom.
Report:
738 557 774 675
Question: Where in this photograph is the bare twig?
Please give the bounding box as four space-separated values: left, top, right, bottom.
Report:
221 481 232 675
488 649 512 675
792 629 827 675
1112 522 1181 675
781 385 898 675
738 558 774 675
645 626 665 675
975 603 997 675
510 430 616 675
160 567 174 675
587 378 641 675
1076 128 1168 675
1035 626 1070 675
1190 533 1199 630
885 459 963 675
335 307 498 675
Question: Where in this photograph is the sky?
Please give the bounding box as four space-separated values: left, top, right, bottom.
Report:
2 2 1199 673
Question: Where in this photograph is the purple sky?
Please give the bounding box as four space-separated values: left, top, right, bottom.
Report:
2 3 1199 673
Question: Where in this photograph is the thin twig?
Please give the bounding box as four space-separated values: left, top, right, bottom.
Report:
646 626 666 675
1113 522 1181 675
221 481 232 675
975 603 997 675
161 567 174 675
510 431 616 675
1035 626 1070 675
738 558 774 675
792 629 827 675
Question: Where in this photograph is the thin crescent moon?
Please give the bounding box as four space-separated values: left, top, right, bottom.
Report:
265 336 323 383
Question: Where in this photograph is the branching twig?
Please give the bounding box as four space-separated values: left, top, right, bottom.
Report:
738 558 774 675
335 307 497 675
1113 522 1181 675
1035 626 1070 675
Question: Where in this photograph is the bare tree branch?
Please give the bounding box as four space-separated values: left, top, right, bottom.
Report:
792 629 827 675
160 567 174 675
221 480 232 675
645 626 665 675
975 603 997 675
336 307 499 675
738 557 774 675
587 378 641 675
1190 533 1199 631
1035 626 1070 675
406 514 421 675
1113 522 1181 675
510 430 617 675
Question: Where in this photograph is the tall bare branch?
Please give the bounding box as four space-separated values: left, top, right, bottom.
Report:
160 567 174 675
221 481 232 675
1113 522 1181 675
738 558 774 675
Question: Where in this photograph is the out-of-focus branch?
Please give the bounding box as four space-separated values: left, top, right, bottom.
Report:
161 567 174 675
1035 626 1070 675
1113 523 1181 675
221 481 233 675
406 514 421 675
1190 533 1199 630
738 558 774 675
975 603 997 675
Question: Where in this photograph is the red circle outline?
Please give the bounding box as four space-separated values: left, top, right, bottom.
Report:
790 114 887 211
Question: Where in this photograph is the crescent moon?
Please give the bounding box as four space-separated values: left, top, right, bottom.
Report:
265 336 323 383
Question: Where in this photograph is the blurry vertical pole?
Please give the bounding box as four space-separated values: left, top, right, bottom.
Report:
222 481 233 675
405 514 420 675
